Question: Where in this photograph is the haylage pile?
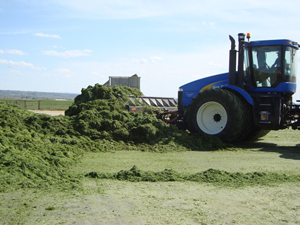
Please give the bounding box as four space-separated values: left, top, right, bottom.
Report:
0 84 226 191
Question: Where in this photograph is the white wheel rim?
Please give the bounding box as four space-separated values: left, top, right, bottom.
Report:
196 101 227 135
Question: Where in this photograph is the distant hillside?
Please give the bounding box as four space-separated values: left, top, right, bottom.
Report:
0 90 78 100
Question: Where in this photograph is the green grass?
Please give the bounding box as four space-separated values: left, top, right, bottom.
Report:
38 99 73 110
0 99 73 110
70 140 300 187
70 146 300 175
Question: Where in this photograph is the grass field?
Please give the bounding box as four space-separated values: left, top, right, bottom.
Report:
0 99 73 110
1 129 300 224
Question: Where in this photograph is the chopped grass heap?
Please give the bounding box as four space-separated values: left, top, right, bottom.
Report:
86 166 300 187
0 84 227 192
65 84 226 150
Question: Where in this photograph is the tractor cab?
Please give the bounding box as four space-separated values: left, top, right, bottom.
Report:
243 38 299 93
235 36 300 129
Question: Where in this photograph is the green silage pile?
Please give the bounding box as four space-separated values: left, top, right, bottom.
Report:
86 166 300 187
0 104 83 191
0 84 227 191
65 84 226 149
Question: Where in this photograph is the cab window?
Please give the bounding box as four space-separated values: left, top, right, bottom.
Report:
251 46 281 87
284 46 297 83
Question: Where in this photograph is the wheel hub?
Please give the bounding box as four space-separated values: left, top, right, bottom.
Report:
196 101 228 135
213 113 221 122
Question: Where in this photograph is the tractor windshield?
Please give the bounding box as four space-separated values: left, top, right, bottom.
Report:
251 46 282 87
249 45 297 87
284 46 297 83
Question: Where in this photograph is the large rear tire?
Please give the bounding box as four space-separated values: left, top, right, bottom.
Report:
187 89 244 142
235 93 253 141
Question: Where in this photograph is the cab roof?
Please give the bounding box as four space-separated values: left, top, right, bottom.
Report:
245 39 299 49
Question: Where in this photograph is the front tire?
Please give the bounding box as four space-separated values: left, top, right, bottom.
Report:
187 89 244 142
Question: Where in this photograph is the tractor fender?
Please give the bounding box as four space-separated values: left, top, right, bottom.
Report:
223 85 254 105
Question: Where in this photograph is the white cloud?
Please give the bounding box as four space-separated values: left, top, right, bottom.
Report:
0 49 26 55
202 21 215 26
33 33 62 39
55 68 71 73
150 56 163 63
131 56 163 64
53 0 199 19
91 71 105 77
166 71 175 74
208 62 223 67
0 59 46 70
9 69 23 76
42 49 92 58
51 0 300 22
132 58 148 64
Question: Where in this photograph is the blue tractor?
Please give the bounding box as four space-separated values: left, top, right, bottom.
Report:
170 33 300 142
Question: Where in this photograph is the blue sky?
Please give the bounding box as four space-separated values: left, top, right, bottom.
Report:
1 0 300 99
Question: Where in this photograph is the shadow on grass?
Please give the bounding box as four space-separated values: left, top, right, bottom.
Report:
235 140 300 160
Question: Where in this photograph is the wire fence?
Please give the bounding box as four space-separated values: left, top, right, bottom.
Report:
0 99 73 111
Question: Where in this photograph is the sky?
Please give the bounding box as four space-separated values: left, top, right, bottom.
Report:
1 0 300 100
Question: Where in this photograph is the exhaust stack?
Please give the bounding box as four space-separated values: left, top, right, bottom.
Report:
228 35 237 85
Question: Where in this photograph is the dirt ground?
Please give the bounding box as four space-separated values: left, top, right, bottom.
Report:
28 110 65 116
1 130 300 224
